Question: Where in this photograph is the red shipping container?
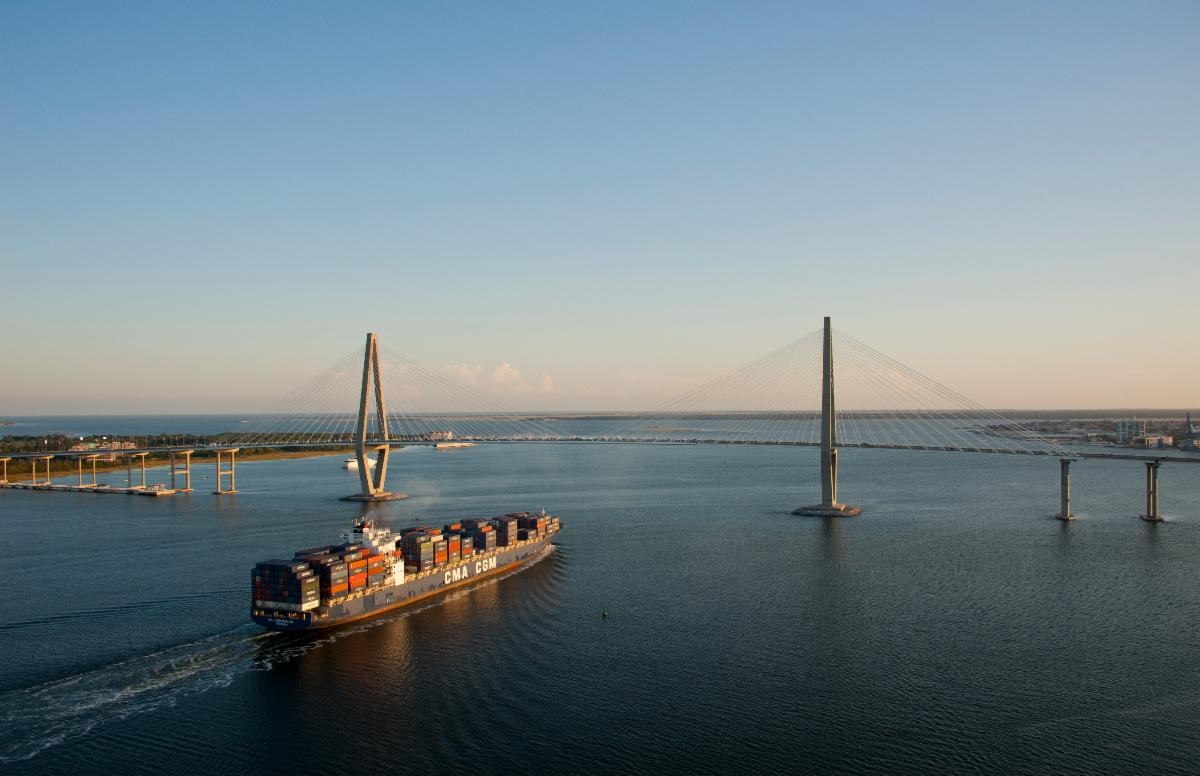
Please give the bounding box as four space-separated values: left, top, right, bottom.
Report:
434 550 448 564
349 573 367 588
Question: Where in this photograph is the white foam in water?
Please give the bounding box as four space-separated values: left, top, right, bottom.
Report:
0 626 264 763
0 546 556 764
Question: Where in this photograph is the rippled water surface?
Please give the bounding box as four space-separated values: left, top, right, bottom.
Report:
2 442 1199 774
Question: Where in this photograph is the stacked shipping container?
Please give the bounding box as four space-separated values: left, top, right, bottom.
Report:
516 513 550 541
253 560 320 612
493 515 519 547
252 512 561 631
258 513 560 613
367 552 387 587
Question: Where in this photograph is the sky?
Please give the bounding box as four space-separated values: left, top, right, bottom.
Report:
1 1 1197 414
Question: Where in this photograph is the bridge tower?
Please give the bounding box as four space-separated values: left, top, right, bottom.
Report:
1139 460 1163 522
1055 458 1077 520
793 317 862 517
342 332 407 502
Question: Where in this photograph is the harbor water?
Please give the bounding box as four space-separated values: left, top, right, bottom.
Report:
2 440 1200 774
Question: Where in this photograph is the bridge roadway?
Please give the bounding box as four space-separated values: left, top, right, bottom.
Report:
4 438 1200 464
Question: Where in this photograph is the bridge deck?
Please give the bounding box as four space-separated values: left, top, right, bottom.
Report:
3 439 1198 463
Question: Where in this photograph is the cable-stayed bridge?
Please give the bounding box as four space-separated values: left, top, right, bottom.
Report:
3 319 1195 520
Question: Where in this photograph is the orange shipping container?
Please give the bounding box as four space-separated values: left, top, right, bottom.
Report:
434 551 448 564
349 573 367 587
349 559 368 571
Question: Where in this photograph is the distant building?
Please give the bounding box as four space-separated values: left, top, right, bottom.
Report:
68 440 137 462
1136 435 1173 449
1115 419 1146 446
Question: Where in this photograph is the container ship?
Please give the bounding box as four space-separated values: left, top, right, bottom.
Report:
251 511 561 631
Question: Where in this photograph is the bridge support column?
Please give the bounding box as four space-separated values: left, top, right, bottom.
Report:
31 456 53 487
1056 458 1076 520
171 450 193 492
76 456 99 488
794 316 861 517
127 452 148 490
341 332 406 502
214 449 238 495
1139 461 1162 522
80 455 99 488
1 457 10 485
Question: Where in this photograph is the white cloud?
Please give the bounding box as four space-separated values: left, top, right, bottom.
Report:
536 373 559 394
490 362 524 386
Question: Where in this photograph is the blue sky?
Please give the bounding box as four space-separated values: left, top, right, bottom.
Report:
2 1 1197 412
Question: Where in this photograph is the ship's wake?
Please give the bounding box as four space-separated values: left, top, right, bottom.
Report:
0 625 267 764
0 545 560 764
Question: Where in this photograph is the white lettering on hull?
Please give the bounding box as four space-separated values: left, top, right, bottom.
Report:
443 555 498 585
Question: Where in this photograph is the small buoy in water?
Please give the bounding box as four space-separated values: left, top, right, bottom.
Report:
601 610 608 618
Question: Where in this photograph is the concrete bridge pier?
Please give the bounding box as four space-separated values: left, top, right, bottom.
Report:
31 456 53 487
1056 458 1076 520
171 450 194 492
126 452 149 490
1139 460 1163 522
77 455 99 488
0 457 10 485
214 449 239 495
